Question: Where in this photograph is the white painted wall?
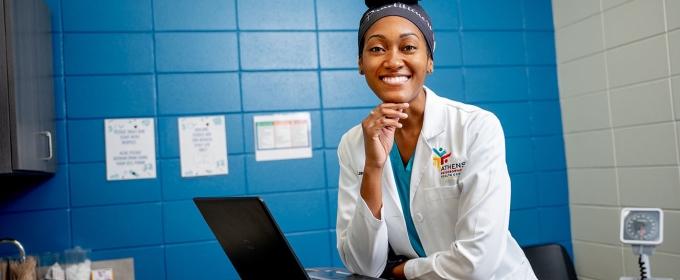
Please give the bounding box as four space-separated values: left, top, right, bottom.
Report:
552 0 680 279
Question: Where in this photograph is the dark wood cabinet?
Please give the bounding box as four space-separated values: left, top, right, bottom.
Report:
0 0 57 177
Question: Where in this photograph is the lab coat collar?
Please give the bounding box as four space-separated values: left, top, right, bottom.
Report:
420 86 446 140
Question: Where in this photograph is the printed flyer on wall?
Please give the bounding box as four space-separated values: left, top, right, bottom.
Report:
178 115 228 177
104 118 157 181
254 112 312 161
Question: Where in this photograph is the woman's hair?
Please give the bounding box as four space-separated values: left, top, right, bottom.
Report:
358 0 435 59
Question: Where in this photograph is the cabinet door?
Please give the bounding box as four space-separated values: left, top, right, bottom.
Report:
5 0 57 174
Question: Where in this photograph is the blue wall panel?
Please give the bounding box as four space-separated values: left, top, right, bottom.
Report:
161 156 247 200
425 69 465 102
537 171 569 207
153 0 237 31
316 0 365 30
433 32 462 67
260 190 329 233
539 206 572 242
323 108 369 148
65 75 156 119
245 151 326 194
64 34 154 75
459 0 523 30
533 135 567 171
165 242 237 280
241 71 320 111
71 203 163 250
0 1 570 278
155 33 239 72
163 200 215 243
0 166 69 213
67 120 105 163
325 150 339 189
0 210 71 255
319 32 359 69
478 102 532 138
287 231 332 268
321 71 379 108
522 0 555 31
157 73 241 115
462 32 525 66
56 120 68 164
237 0 316 30
528 66 559 100
69 162 161 207
509 209 541 246
531 101 563 135
525 32 557 65
509 173 538 210
62 0 152 31
420 1 460 31
505 138 535 174
240 32 318 70
465 67 529 103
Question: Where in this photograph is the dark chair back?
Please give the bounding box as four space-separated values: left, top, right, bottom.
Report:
522 243 577 280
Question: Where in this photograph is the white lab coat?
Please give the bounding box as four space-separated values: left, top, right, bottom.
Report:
336 87 537 279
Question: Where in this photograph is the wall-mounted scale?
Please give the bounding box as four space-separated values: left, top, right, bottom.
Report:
619 208 673 280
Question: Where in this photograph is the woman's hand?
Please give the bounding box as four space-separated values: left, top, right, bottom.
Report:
360 103 409 219
361 103 410 169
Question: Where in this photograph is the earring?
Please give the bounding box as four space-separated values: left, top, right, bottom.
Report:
427 69 433 74
359 69 364 75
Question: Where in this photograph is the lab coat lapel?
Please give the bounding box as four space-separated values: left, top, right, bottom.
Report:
410 87 446 202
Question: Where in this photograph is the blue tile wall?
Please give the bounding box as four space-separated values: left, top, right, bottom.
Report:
165 241 237 280
62 0 152 31
237 0 316 30
241 71 320 111
321 71 379 108
153 0 237 31
316 0 366 30
157 73 241 115
462 32 525 66
65 75 156 119
465 67 529 103
319 32 359 69
71 203 163 250
0 1 570 278
161 156 247 200
64 34 154 75
155 33 239 72
240 32 318 70
286 231 332 267
163 200 214 243
460 0 523 30
69 162 161 207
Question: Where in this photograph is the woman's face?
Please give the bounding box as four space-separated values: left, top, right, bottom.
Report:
359 16 433 104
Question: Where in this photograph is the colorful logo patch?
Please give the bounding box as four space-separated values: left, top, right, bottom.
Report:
432 147 466 179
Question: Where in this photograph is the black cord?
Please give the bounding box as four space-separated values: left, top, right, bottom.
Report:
639 255 647 279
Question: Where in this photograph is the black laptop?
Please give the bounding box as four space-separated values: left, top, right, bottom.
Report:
193 196 384 280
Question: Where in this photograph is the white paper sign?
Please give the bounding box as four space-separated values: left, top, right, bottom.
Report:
254 112 312 161
178 116 228 177
105 118 157 181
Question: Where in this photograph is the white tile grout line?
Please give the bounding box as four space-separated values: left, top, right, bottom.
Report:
597 0 627 275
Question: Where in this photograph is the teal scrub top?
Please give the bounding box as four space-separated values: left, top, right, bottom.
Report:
389 142 426 257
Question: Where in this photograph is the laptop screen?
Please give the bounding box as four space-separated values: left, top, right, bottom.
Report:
194 197 310 279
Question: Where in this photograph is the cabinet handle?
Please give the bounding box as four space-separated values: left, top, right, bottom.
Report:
39 131 52 161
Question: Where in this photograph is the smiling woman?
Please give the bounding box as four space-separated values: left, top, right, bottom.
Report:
334 1 539 279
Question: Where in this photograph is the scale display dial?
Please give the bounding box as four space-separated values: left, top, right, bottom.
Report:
620 208 663 245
